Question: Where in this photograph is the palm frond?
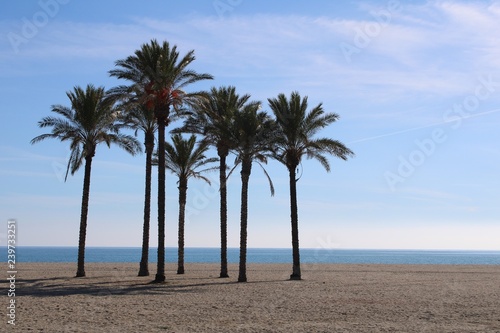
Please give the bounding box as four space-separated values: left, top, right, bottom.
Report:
306 151 331 172
227 160 240 179
50 105 74 120
256 161 275 196
66 142 84 180
105 133 142 155
190 173 212 185
30 133 57 145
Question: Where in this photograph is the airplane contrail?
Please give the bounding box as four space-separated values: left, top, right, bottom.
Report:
348 108 500 144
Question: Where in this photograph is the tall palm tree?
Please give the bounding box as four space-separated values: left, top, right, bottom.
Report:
268 92 354 280
174 86 251 278
229 103 275 283
109 39 213 282
30 84 141 277
119 104 157 276
157 134 217 274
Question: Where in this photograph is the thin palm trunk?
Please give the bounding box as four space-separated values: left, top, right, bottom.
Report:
219 153 229 278
268 93 354 280
138 136 154 276
288 165 301 280
155 120 166 283
238 158 252 283
76 155 93 277
177 178 187 274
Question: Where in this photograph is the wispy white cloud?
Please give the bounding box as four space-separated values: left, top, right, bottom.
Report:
0 193 79 207
2 1 499 99
0 145 59 162
0 169 56 178
3 2 500 145
89 191 143 206
397 186 470 202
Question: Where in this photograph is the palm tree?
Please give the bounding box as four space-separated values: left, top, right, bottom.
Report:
229 103 275 282
174 86 251 278
119 104 157 276
109 39 213 282
30 84 141 277
157 134 217 274
268 92 354 280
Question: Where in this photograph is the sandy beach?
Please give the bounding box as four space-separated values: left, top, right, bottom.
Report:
4 263 500 332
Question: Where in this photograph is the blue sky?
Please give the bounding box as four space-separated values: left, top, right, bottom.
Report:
1 0 499 250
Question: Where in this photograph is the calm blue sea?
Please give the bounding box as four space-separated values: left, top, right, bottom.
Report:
2 247 500 265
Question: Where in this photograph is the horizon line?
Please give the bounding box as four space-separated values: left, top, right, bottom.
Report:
4 246 500 252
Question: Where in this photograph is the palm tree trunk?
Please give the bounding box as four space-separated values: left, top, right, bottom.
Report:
177 177 187 274
138 136 154 276
155 119 166 283
76 155 93 277
289 165 301 280
238 158 252 283
219 153 229 278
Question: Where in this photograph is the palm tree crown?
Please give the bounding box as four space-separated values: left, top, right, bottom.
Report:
177 86 251 156
268 91 354 172
230 104 276 172
163 134 218 183
120 104 157 139
109 39 213 123
31 85 141 179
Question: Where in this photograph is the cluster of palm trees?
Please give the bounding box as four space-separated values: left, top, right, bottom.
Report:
31 39 354 283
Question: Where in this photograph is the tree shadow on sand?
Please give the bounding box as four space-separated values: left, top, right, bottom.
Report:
13 275 291 298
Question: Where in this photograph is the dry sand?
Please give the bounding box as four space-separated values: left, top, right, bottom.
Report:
3 262 500 332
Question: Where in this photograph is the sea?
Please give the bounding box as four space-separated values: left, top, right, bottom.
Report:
3 247 500 265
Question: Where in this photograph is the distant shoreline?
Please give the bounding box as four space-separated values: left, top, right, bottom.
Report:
15 261 500 267
5 247 500 265
7 245 500 250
